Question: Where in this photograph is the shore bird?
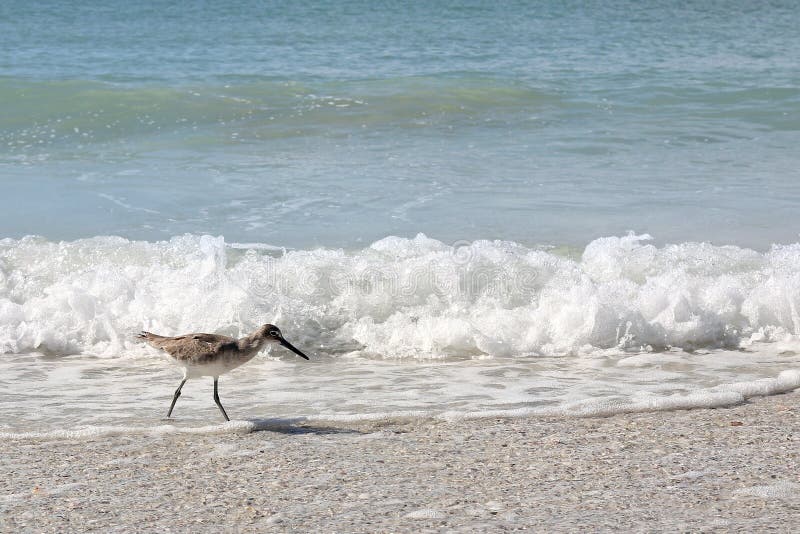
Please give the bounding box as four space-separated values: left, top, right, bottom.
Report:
137 324 309 421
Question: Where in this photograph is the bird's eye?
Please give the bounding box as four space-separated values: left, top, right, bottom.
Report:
269 330 279 337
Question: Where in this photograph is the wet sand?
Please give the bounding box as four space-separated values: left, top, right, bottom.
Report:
1 390 798 532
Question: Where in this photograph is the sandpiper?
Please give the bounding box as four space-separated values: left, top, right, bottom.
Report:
137 324 309 421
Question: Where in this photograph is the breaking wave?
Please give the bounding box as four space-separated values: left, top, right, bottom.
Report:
2 232 800 358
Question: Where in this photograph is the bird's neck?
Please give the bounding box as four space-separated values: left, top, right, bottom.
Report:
237 334 266 356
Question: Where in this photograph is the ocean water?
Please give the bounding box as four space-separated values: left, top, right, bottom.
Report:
2 1 800 437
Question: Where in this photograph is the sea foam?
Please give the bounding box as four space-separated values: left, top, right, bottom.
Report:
1 233 800 358
2 368 798 441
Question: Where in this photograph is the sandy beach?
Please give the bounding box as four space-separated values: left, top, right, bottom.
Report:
2 390 798 533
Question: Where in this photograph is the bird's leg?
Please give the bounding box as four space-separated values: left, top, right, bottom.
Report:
167 378 187 418
213 377 230 422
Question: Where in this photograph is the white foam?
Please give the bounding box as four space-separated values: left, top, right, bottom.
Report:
228 242 289 252
3 363 797 442
3 233 800 359
708 369 800 397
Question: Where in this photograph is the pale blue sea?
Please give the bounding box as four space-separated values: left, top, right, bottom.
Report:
2 0 800 435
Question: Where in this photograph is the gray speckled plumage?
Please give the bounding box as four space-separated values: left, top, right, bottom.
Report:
139 331 249 366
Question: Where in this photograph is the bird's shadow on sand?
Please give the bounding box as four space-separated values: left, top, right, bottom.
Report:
244 417 364 436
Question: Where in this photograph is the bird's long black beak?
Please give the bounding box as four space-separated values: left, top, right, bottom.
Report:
279 338 310 360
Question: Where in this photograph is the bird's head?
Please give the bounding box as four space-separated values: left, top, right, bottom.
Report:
257 324 309 360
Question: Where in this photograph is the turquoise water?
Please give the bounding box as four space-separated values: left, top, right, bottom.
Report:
2 0 799 248
3 1 800 431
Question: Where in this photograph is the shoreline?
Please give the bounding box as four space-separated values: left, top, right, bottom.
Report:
2 390 798 532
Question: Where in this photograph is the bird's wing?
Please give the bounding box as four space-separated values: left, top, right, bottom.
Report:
187 333 236 344
160 337 220 361
139 332 236 361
